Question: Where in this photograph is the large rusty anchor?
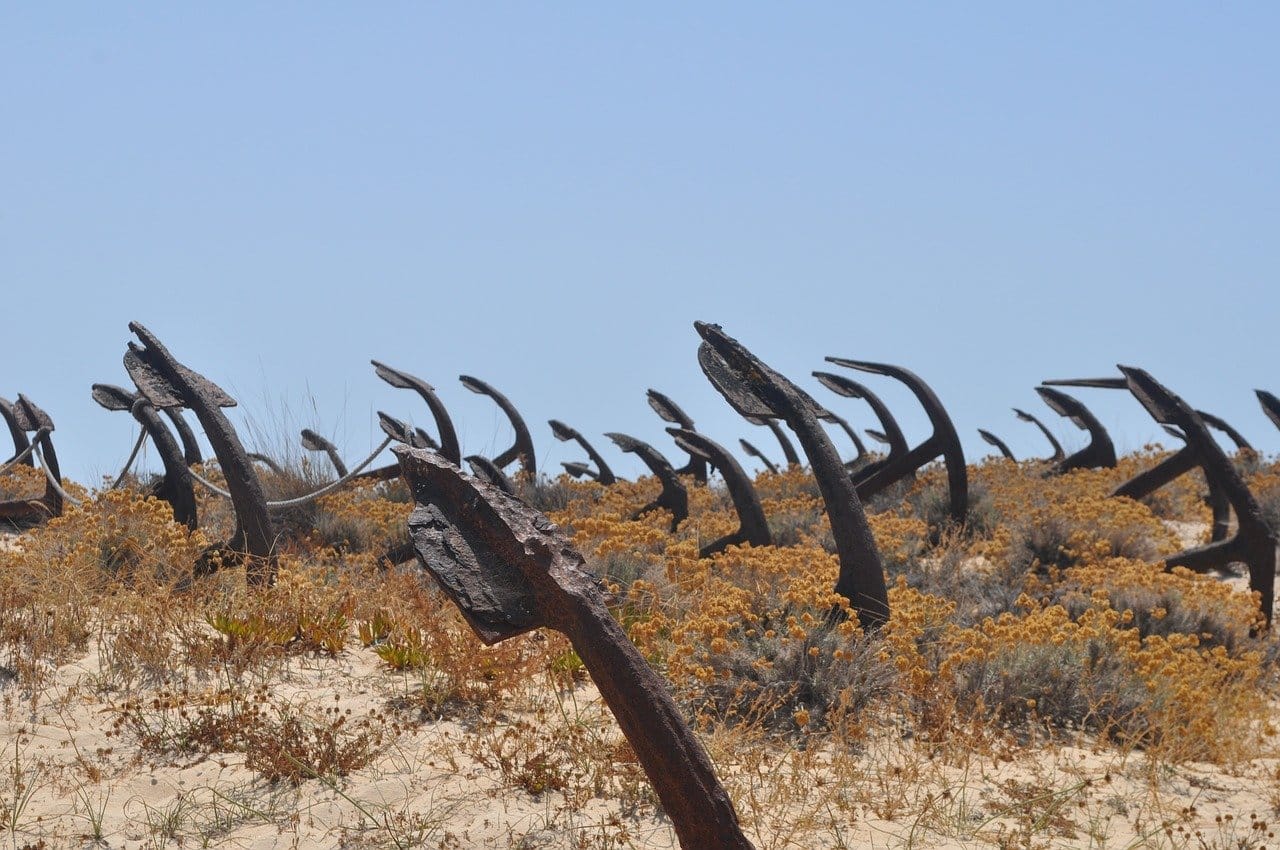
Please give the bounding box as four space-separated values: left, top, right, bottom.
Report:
459 375 536 479
372 360 462 465
604 432 688 530
697 323 889 629
1119 367 1277 626
396 447 756 849
1043 376 1234 539
125 322 277 583
548 419 616 484
1033 385 1117 474
92 383 198 530
0 395 62 525
646 390 708 484
667 428 772 557
825 359 968 528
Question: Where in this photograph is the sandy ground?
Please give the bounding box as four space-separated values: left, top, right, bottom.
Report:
3 524 1279 849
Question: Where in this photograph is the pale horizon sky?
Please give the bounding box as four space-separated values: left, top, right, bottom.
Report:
4 5 1278 486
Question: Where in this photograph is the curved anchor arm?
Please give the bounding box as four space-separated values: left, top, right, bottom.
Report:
605 432 688 531
549 419 616 485
646 390 708 483
125 322 275 580
668 428 772 557
395 447 756 850
0 397 33 468
162 408 204 466
826 358 968 527
737 439 779 475
813 372 909 459
300 429 348 477
1120 366 1276 625
1013 407 1065 463
1033 386 1117 474
697 322 888 629
459 375 535 478
371 360 461 465
93 383 197 529
978 429 1016 461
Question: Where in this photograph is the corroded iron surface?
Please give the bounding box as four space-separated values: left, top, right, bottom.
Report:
397 446 756 850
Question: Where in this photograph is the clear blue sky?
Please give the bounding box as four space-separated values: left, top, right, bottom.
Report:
4 5 1278 486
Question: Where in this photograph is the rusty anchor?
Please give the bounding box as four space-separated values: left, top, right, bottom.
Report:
549 419 616 484
646 390 709 484
667 427 772 557
459 375 536 479
604 432 688 530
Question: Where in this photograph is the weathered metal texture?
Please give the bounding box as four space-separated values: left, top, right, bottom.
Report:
371 360 461 465
604 432 688 531
696 322 889 629
813 371 908 477
300 429 348 477
646 390 708 484
0 397 33 468
1259 390 1280 432
978 429 1016 461
248 452 285 475
92 383 197 529
1119 367 1277 625
668 427 772 557
162 408 204 466
827 358 968 528
737 438 779 474
465 454 518 495
1033 386 1117 474
748 417 801 467
1013 407 1065 464
125 322 275 583
549 419 616 484
396 447 755 849
459 375 536 478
